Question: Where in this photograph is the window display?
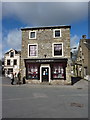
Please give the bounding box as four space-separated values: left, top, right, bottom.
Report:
52 64 64 79
27 64 38 79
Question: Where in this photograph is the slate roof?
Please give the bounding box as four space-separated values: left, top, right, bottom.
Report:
21 25 71 30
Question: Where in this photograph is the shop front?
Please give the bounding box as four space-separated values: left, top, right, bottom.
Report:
24 58 67 83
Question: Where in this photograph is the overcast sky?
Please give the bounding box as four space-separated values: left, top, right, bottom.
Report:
1 2 88 58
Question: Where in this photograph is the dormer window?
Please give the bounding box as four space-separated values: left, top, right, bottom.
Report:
10 52 14 57
53 29 61 38
29 31 36 39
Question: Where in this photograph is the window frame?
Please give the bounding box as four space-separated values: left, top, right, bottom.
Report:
52 42 63 57
28 44 38 58
53 29 61 38
29 31 36 39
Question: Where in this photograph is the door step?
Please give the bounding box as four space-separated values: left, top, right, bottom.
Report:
40 82 50 85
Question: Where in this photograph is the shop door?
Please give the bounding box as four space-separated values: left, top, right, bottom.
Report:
42 67 49 82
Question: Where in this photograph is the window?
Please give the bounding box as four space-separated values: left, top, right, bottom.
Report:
10 52 14 57
28 44 38 57
7 60 10 65
53 43 63 56
14 59 17 65
53 29 61 38
52 64 64 79
29 31 36 39
27 64 39 79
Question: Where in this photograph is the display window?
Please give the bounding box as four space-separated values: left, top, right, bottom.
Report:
27 64 39 79
52 64 64 79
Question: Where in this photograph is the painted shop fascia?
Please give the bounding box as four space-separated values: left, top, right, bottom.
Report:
21 25 71 85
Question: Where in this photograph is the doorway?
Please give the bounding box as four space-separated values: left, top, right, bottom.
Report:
42 67 49 82
40 65 50 83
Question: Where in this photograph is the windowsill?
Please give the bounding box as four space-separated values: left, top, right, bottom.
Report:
28 56 38 58
29 38 36 40
53 37 61 38
52 55 63 57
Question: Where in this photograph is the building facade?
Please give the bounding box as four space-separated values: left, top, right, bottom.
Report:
76 35 90 80
21 25 71 84
4 48 21 77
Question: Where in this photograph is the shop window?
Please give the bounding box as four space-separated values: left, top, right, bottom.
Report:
52 64 64 79
27 64 39 79
7 59 10 65
10 52 14 57
14 59 17 65
53 43 63 56
28 44 38 57
29 31 36 39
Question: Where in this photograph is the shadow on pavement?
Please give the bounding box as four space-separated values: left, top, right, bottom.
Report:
71 77 82 85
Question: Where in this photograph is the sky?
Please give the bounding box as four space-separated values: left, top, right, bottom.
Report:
0 2 88 59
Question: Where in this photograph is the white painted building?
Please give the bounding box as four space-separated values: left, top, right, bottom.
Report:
4 48 21 77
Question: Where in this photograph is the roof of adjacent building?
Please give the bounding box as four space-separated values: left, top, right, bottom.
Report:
5 48 21 55
21 25 71 30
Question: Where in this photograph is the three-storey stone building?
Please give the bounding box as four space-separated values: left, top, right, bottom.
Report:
21 25 71 84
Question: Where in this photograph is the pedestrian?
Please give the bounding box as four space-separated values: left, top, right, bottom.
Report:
11 73 14 85
17 71 21 85
14 73 17 84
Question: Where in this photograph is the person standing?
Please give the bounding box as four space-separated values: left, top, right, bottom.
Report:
11 73 14 85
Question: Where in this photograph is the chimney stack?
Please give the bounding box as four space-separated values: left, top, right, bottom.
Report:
82 35 86 39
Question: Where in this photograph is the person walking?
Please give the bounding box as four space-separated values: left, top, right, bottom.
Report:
17 71 21 85
11 73 14 85
14 73 17 84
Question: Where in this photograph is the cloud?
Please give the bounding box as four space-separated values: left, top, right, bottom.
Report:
2 2 88 26
70 35 79 52
3 29 21 51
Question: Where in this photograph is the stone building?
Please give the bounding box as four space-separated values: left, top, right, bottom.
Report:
21 25 71 84
4 48 21 77
76 35 90 80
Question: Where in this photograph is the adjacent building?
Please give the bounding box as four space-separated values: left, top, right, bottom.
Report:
21 25 71 84
4 48 21 77
76 35 90 80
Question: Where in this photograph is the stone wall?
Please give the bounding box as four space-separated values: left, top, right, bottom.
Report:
76 38 89 78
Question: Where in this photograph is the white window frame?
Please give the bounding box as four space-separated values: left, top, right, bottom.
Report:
29 31 36 39
53 29 61 38
52 42 63 57
28 43 38 58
